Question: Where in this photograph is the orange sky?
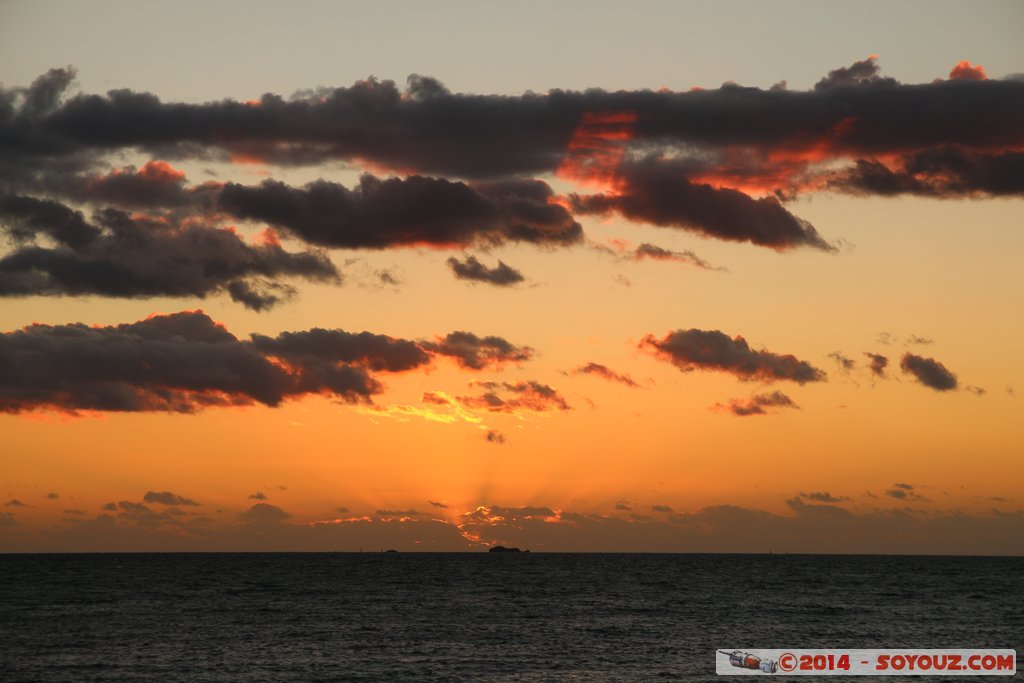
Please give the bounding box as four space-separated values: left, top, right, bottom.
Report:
1 4 1023 554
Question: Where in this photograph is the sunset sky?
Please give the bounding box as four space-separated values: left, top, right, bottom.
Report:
1 0 1022 553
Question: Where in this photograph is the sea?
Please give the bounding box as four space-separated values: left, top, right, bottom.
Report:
0 553 1020 681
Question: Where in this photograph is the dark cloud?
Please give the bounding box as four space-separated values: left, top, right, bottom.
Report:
907 335 933 345
572 362 639 388
571 159 834 251
0 310 473 414
10 62 1021 180
814 56 897 91
828 352 856 372
631 242 720 270
219 176 581 249
3 61 1021 274
115 500 181 527
458 381 570 413
447 254 525 286
614 501 631 511
46 492 59 500
5 499 25 508
720 391 800 417
0 194 101 249
251 328 431 373
642 329 826 384
886 484 930 502
864 352 889 378
59 161 217 210
248 491 267 501
827 148 1024 198
101 502 116 511
240 503 290 523
484 430 507 445
143 491 198 506
966 385 987 397
651 505 674 513
0 197 338 311
421 331 532 370
798 491 850 504
900 353 958 391
428 501 449 509
5 494 1024 554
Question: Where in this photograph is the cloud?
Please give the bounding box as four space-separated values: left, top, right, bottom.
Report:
5 499 25 507
60 160 211 210
421 331 532 370
218 176 582 249
864 352 889 378
814 55 896 90
900 353 958 391
5 494 1023 554
571 159 834 251
651 504 674 513
428 501 449 509
446 255 525 286
571 362 639 388
718 391 800 416
0 196 338 311
885 483 930 502
632 242 718 269
248 491 267 501
0 310 508 415
12 61 1020 182
46 492 59 500
642 328 826 384
797 491 850 504
827 148 1024 198
596 241 720 270
143 491 198 506
376 509 422 517
240 503 290 523
484 429 507 445
251 328 432 373
457 381 570 413
3 61 1022 279
949 61 987 81
614 501 631 511
828 352 856 372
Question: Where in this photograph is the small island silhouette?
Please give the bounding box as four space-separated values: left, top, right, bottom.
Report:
488 545 529 553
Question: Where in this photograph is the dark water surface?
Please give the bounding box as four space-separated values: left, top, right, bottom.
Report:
1 553 1021 681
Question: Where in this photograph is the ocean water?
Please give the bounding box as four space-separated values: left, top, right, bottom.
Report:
0 553 1020 681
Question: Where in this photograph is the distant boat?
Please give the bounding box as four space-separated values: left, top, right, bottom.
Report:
488 545 525 553
384 549 398 553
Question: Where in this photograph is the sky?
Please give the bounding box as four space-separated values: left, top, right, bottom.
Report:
1 0 1022 553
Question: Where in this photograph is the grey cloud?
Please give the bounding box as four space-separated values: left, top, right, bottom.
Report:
900 353 958 391
447 255 525 286
643 328 826 384
144 491 199 506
